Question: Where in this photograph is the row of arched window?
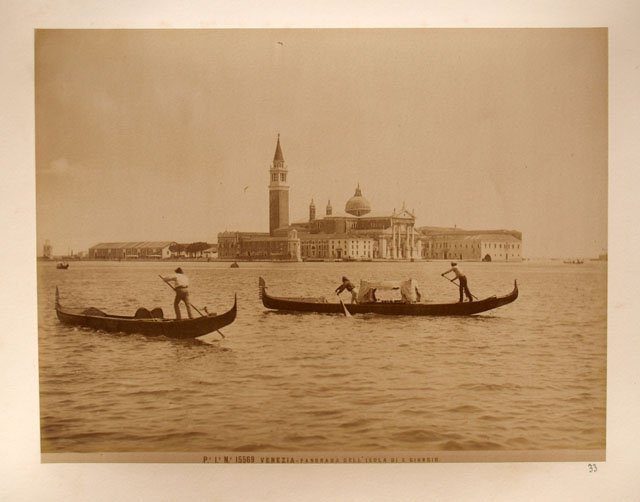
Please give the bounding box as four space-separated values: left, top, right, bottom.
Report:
270 173 287 182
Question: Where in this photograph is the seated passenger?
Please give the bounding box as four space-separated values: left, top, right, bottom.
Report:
362 288 377 303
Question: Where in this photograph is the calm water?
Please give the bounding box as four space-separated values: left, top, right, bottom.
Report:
38 260 606 454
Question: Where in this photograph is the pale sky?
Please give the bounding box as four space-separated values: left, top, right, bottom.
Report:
36 28 607 258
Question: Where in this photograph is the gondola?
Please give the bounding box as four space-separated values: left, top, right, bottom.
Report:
259 277 518 316
56 262 69 269
55 287 236 339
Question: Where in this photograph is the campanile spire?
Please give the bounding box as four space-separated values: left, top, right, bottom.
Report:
273 133 285 163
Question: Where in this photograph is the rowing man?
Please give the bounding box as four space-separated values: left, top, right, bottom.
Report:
336 276 358 304
162 267 194 319
441 262 474 302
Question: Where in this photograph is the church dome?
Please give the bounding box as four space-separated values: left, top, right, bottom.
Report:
345 184 371 216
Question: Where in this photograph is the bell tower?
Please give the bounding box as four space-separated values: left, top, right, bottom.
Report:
309 198 316 221
269 134 290 235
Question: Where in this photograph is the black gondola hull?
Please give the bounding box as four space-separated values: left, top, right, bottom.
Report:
259 277 517 316
55 292 236 339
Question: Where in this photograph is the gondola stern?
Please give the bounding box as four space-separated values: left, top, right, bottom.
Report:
498 279 519 307
258 277 265 296
232 293 238 316
258 277 268 301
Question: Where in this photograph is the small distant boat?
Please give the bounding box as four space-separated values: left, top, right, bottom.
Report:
230 261 239 268
55 287 237 339
56 262 69 269
563 259 584 264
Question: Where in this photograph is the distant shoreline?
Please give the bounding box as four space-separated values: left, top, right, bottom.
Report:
36 257 604 264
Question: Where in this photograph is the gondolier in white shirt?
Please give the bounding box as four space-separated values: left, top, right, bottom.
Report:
441 262 474 302
162 267 194 319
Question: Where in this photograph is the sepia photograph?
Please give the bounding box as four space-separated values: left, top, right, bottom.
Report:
35 27 606 463
3 0 640 500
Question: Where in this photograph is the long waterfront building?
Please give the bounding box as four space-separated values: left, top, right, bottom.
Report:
421 230 522 262
88 241 176 260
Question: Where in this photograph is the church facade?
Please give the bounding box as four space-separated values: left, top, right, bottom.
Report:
298 186 422 260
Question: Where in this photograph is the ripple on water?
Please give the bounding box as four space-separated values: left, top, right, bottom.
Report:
232 443 290 452
440 439 505 450
390 429 463 444
457 383 522 392
339 418 373 429
446 405 483 414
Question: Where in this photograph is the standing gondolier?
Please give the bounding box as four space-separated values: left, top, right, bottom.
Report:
162 267 194 319
441 262 474 302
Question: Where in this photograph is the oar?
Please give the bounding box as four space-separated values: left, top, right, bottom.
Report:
442 275 478 300
159 275 225 338
336 293 352 318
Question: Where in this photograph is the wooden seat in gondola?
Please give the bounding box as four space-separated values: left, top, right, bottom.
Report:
134 307 165 319
82 307 107 316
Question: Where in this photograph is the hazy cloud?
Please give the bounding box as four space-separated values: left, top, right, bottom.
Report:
41 158 79 177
